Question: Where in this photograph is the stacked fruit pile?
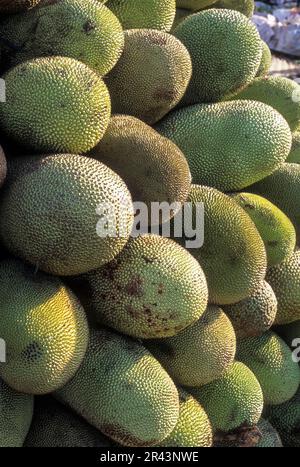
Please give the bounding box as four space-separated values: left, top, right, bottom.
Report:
0 0 300 448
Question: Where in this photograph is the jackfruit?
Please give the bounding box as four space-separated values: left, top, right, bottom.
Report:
224 281 277 339
106 0 176 31
266 387 300 447
256 41 272 78
229 77 300 132
55 327 180 447
266 251 300 325
0 154 134 276
0 0 124 77
177 0 217 10
212 0 254 18
250 163 300 243
0 378 34 447
89 115 191 224
287 132 300 164
147 305 236 387
173 9 262 104
190 362 264 432
0 144 6 187
173 185 267 305
0 259 89 395
256 419 282 448
105 29 192 125
75 234 208 339
0 0 40 12
156 101 292 192
159 389 213 447
237 331 300 405
232 193 296 267
25 397 113 447
0 56 111 153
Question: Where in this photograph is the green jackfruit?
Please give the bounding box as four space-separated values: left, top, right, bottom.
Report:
229 77 300 132
250 163 300 243
0 0 124 77
147 305 236 387
190 362 264 432
89 115 191 224
0 259 89 395
237 331 300 405
173 9 262 104
76 234 208 339
159 389 213 447
0 56 111 153
25 397 113 447
105 29 192 125
287 132 300 164
224 281 277 339
232 193 296 267
173 185 267 305
177 0 217 10
106 0 176 31
266 388 300 447
55 327 180 447
156 101 292 192
0 145 6 188
0 0 40 12
256 419 282 447
256 41 272 78
212 0 254 18
266 251 300 325
0 378 34 447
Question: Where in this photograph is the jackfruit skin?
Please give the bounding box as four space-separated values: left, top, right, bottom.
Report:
212 0 255 18
156 101 292 192
0 56 111 154
287 132 300 164
0 154 134 276
256 419 282 447
0 0 124 77
250 164 300 243
106 0 176 31
55 327 180 447
232 193 296 267
89 115 191 224
224 281 277 339
173 9 262 104
177 0 217 10
174 185 267 305
147 305 236 387
229 77 300 132
256 41 272 78
0 378 34 447
0 145 7 188
237 331 300 405
24 397 113 447
0 0 40 12
190 362 264 432
105 29 192 125
266 251 300 326
76 234 208 339
158 389 213 447
265 388 300 447
0 259 89 395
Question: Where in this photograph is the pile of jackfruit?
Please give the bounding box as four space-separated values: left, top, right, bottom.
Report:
0 0 300 448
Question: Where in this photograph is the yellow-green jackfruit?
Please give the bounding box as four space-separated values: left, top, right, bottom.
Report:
156 101 292 192
76 234 208 339
0 0 124 77
190 362 264 432
55 327 180 447
266 388 300 447
0 378 34 447
224 281 277 339
0 259 89 395
147 305 236 387
256 41 272 78
0 154 134 276
232 193 296 267
173 9 262 104
105 29 192 125
106 0 176 31
287 132 300 164
237 331 300 405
